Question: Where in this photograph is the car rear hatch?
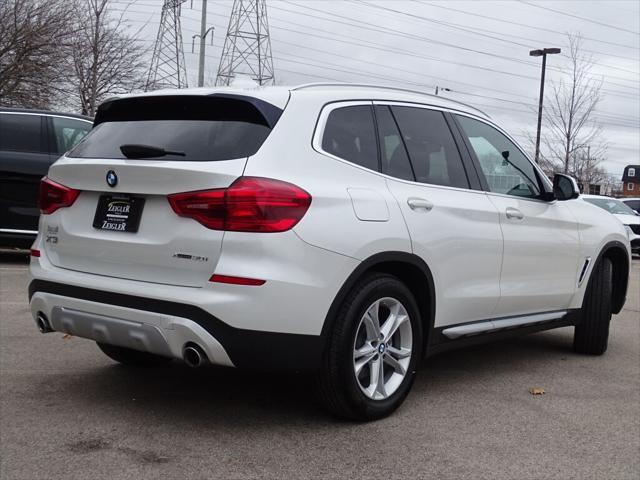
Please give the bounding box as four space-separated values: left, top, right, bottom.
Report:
42 94 284 287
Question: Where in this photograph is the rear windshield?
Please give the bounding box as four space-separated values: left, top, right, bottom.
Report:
68 95 279 161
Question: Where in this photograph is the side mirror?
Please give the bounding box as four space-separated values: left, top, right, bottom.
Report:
553 174 580 201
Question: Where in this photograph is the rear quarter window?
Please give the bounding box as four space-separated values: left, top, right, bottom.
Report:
321 105 379 172
52 117 92 154
0 113 46 153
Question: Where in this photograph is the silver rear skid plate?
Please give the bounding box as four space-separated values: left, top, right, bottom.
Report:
49 306 173 357
442 311 568 340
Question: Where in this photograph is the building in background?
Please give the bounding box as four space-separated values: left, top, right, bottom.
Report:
622 165 639 197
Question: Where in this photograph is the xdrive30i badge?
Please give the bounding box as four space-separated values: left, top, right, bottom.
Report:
106 170 117 187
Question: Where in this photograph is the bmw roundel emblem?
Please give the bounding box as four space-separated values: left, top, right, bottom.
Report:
106 170 117 187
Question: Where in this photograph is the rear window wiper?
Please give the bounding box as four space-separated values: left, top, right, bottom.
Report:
120 144 186 159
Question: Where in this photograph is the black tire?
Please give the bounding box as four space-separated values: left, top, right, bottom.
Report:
96 342 173 367
573 257 613 355
316 273 423 421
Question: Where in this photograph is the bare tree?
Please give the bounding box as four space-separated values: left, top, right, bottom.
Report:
68 0 148 116
540 33 607 179
0 0 73 108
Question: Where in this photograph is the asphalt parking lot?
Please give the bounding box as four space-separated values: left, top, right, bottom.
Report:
1 252 638 480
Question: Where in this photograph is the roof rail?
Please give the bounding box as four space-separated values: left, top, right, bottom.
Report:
291 82 490 118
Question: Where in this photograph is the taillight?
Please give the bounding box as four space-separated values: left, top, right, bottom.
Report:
38 177 80 214
168 177 311 232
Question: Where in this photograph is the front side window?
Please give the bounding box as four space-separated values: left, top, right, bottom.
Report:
391 106 469 188
52 117 92 154
0 113 46 153
456 115 541 198
628 182 635 191
628 168 635 177
321 105 378 171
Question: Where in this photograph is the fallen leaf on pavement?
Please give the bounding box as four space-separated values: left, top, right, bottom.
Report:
62 334 73 340
529 387 545 395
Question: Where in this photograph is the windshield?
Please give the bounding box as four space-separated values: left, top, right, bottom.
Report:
584 197 637 215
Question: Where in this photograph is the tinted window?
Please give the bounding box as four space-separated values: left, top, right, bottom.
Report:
69 96 276 161
52 117 92 154
321 105 378 171
374 106 414 181
0 113 46 153
456 115 540 198
623 200 640 211
391 107 468 188
584 197 636 215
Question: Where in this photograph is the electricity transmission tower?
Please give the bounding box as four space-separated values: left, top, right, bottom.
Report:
145 0 189 91
215 0 275 86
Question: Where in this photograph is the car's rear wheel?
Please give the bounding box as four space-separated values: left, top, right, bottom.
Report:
573 257 613 355
96 342 173 367
317 273 423 421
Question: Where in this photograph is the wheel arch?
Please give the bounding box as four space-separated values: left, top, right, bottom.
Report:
321 251 436 352
595 241 630 314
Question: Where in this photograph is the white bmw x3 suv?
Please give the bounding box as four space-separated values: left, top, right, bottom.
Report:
29 84 631 420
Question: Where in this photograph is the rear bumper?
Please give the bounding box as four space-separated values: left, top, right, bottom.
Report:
29 280 325 371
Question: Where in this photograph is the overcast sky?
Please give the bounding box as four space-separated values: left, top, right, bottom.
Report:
110 0 639 177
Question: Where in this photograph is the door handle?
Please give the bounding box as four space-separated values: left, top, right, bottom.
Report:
505 207 524 220
407 197 433 211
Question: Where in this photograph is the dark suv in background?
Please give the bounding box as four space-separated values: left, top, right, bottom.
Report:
0 108 92 248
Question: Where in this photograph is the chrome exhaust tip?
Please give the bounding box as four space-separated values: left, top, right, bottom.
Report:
183 345 208 368
36 313 53 333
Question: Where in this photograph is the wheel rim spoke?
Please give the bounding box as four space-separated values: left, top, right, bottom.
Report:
383 352 406 375
375 357 386 398
386 345 411 359
354 351 376 376
354 343 376 360
362 300 381 340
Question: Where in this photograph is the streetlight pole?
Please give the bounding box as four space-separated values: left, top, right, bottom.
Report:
530 47 561 164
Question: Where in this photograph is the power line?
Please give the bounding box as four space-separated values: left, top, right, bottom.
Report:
518 0 640 36
109 1 640 126
113 1 640 96
274 2 639 92
418 0 640 51
354 0 640 76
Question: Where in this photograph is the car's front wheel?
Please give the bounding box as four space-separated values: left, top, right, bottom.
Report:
573 257 613 355
317 273 423 421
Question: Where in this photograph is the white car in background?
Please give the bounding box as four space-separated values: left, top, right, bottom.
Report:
582 194 640 256
28 84 632 420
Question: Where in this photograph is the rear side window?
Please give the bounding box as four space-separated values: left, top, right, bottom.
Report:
390 106 469 189
374 105 414 181
321 105 378 171
52 117 92 154
0 113 46 153
68 96 279 161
